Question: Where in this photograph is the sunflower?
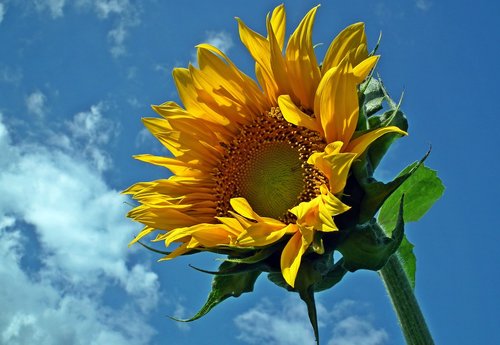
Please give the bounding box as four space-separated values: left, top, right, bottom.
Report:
124 4 406 288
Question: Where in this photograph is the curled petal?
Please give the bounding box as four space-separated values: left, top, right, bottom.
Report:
307 142 357 194
278 95 321 132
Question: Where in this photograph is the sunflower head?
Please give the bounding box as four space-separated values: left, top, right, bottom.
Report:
125 4 421 342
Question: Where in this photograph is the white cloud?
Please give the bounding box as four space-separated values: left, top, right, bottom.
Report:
65 102 116 171
0 112 159 344
0 65 23 84
328 316 388 345
82 0 141 58
135 127 152 147
26 90 47 118
0 3 5 24
31 0 140 57
416 0 432 11
191 31 233 66
205 31 234 53
235 297 316 345
235 296 388 345
92 0 129 18
34 0 66 18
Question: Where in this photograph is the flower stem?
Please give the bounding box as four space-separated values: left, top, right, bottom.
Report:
379 255 435 345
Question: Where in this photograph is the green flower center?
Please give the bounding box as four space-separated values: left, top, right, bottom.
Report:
239 142 304 219
213 108 327 222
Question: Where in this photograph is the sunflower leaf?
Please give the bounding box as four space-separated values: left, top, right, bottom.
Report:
356 151 429 224
361 77 385 117
298 285 320 345
294 259 323 345
173 262 261 322
338 196 405 272
378 164 445 230
377 164 444 288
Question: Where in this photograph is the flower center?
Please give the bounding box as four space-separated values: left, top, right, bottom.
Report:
213 108 327 221
239 141 304 219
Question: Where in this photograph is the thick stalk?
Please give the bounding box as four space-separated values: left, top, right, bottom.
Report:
379 256 435 345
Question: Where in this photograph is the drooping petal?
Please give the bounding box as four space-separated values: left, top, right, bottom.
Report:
280 228 314 287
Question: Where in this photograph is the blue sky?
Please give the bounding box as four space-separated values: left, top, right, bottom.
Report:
0 0 499 344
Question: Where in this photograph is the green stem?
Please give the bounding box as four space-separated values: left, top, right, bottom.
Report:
379 256 435 345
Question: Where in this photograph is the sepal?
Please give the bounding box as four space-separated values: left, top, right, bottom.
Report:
337 196 405 272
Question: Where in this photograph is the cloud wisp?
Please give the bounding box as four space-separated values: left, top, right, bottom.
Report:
0 110 159 345
235 296 388 345
26 90 47 118
31 0 141 57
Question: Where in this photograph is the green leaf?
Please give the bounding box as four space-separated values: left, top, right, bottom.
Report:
355 151 429 223
378 164 445 230
338 196 405 272
295 259 323 345
298 286 320 345
361 77 385 117
173 261 261 322
378 164 444 288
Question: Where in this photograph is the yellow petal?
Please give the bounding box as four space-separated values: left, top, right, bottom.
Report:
267 15 292 98
216 216 246 233
270 4 286 50
280 229 313 287
230 197 262 221
352 55 379 83
278 95 321 132
172 68 231 126
289 186 350 232
315 60 359 143
128 226 155 246
194 47 265 118
133 154 202 177
307 142 358 194
237 223 290 247
322 22 367 73
158 242 191 261
285 5 321 110
346 126 407 155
